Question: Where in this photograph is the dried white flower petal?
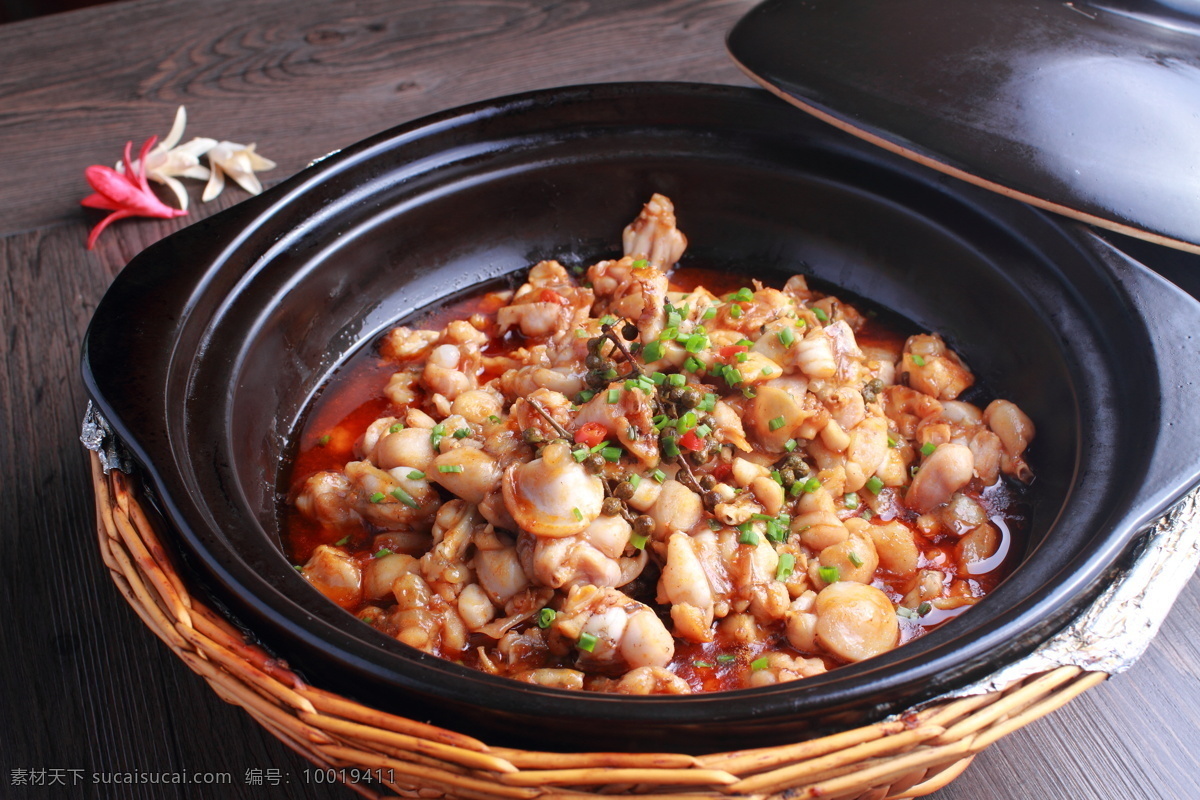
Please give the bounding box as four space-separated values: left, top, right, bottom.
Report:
202 141 276 203
117 106 216 210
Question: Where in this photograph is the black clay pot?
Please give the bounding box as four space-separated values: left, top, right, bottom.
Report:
82 83 1200 753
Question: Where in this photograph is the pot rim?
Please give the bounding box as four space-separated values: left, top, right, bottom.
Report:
81 81 1200 748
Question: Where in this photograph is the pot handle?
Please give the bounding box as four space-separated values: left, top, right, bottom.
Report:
1082 231 1200 529
81 191 276 464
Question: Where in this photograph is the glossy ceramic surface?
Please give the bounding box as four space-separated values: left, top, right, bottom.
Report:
82 83 1200 752
728 0 1200 253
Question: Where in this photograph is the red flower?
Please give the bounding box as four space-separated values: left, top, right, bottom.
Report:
81 136 187 249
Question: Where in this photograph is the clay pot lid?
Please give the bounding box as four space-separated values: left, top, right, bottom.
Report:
728 0 1200 254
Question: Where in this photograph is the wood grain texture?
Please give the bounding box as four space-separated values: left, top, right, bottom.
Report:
0 0 753 237
1 1 1198 799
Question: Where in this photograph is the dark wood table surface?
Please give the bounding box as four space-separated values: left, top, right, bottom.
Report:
3 1 1199 798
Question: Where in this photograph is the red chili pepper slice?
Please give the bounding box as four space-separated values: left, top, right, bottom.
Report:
718 344 749 359
574 422 608 447
712 462 733 481
539 288 570 305
679 430 705 452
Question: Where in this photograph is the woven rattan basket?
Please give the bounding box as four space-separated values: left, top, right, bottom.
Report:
88 450 1107 800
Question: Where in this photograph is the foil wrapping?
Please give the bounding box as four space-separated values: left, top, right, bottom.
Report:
918 484 1200 704
80 402 134 475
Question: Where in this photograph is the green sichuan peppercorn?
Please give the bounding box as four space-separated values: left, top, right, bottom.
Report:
602 496 624 517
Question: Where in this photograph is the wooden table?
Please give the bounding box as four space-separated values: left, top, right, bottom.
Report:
3 1 1198 797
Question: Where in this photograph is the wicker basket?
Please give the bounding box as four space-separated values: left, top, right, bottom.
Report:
88 450 1106 800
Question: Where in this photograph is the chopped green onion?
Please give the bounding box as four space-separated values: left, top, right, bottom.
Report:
602 367 619 381
668 373 686 387
736 352 749 363
765 520 786 543
677 411 698 434
487 415 502 424
770 470 783 485
577 389 596 403
334 535 351 546
649 371 667 385
693 660 714 668
389 422 405 433
628 474 642 490
407 470 425 480
862 508 874 520
391 487 419 508
452 427 469 439
707 518 722 531
537 608 557 628
730 287 755 302
917 601 933 616
571 507 584 521
294 564 303 571
717 654 737 664
819 565 840 583
573 447 589 462
844 492 860 510
696 424 712 438
768 415 786 431
630 531 649 550
631 258 650 269
602 446 623 462
652 414 671 430
887 433 898 448
702 307 717 321
802 477 821 493
776 553 795 580
666 309 682 328
651 469 667 483
438 464 464 473
849 552 864 567
430 423 446 452
729 304 743 319
761 366 775 376
865 476 885 494
812 307 829 322
640 340 663 364
575 328 589 338
374 548 393 558
685 332 706 353
607 388 621 404
369 491 386 504
577 632 598 652
897 606 917 619
784 438 797 452
911 353 927 366
661 436 681 459
921 441 937 456
750 656 770 671
600 314 617 326
700 392 717 412
684 355 703 373
736 338 754 347
742 386 756 399
778 327 795 347
738 528 760 545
